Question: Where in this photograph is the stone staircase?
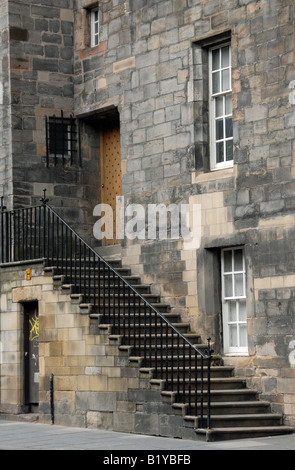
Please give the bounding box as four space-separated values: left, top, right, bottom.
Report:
54 256 294 442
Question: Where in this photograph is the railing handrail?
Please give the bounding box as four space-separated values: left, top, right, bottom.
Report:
0 193 212 427
38 201 210 360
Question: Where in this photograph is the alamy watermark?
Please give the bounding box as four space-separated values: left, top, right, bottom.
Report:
93 197 201 249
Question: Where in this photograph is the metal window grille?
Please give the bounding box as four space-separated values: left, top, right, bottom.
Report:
45 111 81 167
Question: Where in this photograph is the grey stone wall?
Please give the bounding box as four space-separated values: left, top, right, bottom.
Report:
2 0 100 241
0 1 12 207
0 0 295 422
0 262 191 438
73 0 295 421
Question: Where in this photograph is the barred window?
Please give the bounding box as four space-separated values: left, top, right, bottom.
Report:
49 119 72 156
45 112 81 167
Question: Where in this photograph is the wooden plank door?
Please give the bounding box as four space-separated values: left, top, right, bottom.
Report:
100 123 122 245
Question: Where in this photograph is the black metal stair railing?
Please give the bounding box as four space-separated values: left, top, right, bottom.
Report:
0 192 212 428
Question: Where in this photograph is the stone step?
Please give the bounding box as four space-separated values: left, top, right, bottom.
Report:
95 302 172 314
93 311 182 324
112 322 191 336
63 284 157 302
79 301 171 315
133 342 210 358
189 413 284 428
65 281 151 295
158 377 248 392
137 352 210 368
46 258 294 442
117 332 201 347
50 258 122 268
196 426 294 442
181 400 273 416
97 292 161 303
152 365 234 380
47 263 131 278
165 388 258 403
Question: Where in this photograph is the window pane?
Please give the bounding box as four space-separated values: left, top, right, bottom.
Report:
212 72 220 94
229 325 238 348
216 120 224 140
216 96 223 117
212 49 220 71
234 273 244 296
239 325 248 348
216 142 224 163
222 69 230 91
210 45 232 169
229 301 237 322
224 250 232 272
234 249 244 271
224 274 233 297
226 141 233 161
221 46 230 68
225 94 232 115
225 118 233 138
239 301 247 322
49 122 69 155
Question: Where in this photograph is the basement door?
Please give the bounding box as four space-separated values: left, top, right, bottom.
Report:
221 247 248 355
24 302 39 406
100 122 122 246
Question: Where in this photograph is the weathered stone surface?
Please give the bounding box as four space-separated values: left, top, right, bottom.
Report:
0 0 295 428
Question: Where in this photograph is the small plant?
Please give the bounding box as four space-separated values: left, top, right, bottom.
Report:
211 354 223 366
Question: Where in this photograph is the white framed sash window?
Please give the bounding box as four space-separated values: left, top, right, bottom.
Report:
91 8 100 47
221 247 248 355
209 44 233 170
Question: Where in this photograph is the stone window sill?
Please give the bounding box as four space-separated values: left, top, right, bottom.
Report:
192 165 237 184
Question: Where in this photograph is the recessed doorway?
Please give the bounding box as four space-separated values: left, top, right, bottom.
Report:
23 302 39 409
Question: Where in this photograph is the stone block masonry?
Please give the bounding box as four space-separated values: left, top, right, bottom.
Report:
0 261 196 438
0 0 295 428
73 0 295 425
0 1 12 206
1 0 100 244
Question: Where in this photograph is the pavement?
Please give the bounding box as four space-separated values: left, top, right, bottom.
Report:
0 419 294 452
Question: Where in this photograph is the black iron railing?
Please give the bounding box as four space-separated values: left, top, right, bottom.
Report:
0 191 212 428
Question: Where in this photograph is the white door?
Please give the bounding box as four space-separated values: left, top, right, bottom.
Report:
221 247 248 355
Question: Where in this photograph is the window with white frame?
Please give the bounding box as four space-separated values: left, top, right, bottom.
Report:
221 247 248 355
91 8 99 47
209 44 233 170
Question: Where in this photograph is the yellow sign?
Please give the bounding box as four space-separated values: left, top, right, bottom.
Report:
26 269 31 280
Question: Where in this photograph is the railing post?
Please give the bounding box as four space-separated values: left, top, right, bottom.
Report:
0 196 6 263
40 188 49 260
206 337 214 430
3 196 217 437
50 373 54 425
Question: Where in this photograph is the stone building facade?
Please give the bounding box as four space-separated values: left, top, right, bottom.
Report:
0 0 295 431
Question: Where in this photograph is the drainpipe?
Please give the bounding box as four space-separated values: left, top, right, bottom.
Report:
50 373 54 425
